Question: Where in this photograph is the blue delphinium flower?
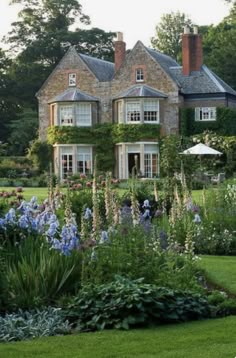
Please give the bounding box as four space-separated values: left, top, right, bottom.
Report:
18 214 30 229
0 218 6 230
99 230 109 244
5 208 16 224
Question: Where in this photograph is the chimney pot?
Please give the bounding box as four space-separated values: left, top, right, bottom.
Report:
116 32 123 42
183 26 190 34
193 25 198 35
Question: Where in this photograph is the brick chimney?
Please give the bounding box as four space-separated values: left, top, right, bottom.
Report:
182 26 203 76
115 32 126 72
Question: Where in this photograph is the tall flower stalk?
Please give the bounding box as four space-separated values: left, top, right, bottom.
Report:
112 191 120 226
92 156 101 240
104 172 113 226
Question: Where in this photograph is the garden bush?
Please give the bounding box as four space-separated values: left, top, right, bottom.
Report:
0 307 71 342
5 239 82 310
64 276 211 332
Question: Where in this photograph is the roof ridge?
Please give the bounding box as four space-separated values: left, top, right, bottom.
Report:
80 53 114 66
202 65 226 93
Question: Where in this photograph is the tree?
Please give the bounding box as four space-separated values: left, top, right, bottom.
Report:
0 48 21 143
202 4 236 90
5 1 115 110
151 11 193 62
7 0 90 52
8 108 38 155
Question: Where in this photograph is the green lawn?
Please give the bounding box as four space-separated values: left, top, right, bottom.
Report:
0 316 236 358
0 186 204 204
199 255 236 295
0 187 49 202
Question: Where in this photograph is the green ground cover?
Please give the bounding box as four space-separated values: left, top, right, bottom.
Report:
199 255 236 295
0 316 236 358
0 187 49 202
0 187 204 204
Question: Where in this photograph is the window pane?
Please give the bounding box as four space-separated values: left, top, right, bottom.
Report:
76 103 91 126
126 102 140 122
144 153 158 178
195 107 216 121
69 73 76 86
61 154 73 179
76 146 92 174
136 68 144 82
144 100 159 122
60 106 74 125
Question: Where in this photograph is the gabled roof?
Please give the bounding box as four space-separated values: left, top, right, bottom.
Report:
145 47 180 84
49 88 99 103
144 46 236 96
80 54 114 81
114 84 168 100
37 46 115 96
169 65 236 96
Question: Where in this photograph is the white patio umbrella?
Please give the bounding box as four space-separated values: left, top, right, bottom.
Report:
181 143 223 156
179 143 223 183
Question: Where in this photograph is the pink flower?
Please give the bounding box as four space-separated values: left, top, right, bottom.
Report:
86 182 92 188
16 187 23 193
80 173 86 179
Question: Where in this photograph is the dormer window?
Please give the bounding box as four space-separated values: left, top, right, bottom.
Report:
68 73 76 87
136 68 144 82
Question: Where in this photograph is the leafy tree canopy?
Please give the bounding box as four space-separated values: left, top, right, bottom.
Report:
202 4 236 89
151 11 193 62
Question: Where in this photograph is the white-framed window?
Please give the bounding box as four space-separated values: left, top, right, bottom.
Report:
144 153 158 178
126 101 141 122
59 105 74 125
60 146 74 179
76 146 92 174
195 107 216 121
125 99 159 123
68 73 76 87
144 144 158 178
136 68 144 82
117 101 123 123
75 103 91 126
59 145 93 179
144 100 159 123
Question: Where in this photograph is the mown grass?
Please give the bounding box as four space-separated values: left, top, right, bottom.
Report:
0 187 49 202
199 255 236 295
0 186 205 205
0 316 236 358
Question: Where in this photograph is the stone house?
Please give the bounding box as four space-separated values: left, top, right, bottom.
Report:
37 26 236 180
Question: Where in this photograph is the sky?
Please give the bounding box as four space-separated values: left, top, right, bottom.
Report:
0 0 231 49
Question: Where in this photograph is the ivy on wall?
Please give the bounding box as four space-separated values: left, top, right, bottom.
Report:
47 123 160 172
180 107 236 136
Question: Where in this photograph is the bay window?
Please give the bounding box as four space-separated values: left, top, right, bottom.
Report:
123 99 159 124
58 103 92 127
59 145 93 179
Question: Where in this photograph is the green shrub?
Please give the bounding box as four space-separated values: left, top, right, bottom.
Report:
0 307 71 342
5 238 82 310
64 276 211 331
27 140 53 172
